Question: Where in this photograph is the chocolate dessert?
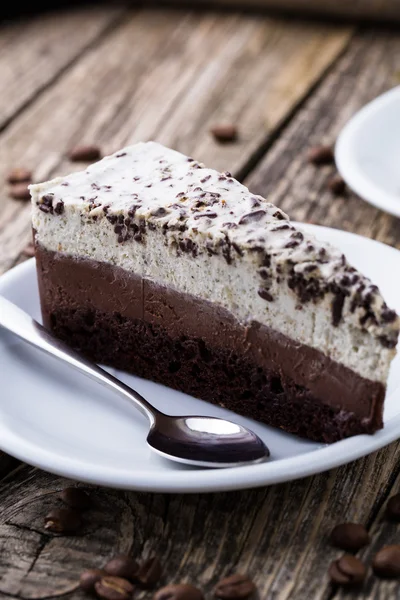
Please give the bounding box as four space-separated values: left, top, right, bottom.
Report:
30 142 399 443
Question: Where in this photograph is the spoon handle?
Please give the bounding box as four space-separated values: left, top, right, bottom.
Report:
0 295 157 424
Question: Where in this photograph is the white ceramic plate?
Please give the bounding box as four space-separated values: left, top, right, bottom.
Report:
336 86 400 218
0 224 399 493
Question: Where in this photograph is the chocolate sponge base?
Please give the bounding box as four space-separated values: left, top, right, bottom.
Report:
35 245 385 444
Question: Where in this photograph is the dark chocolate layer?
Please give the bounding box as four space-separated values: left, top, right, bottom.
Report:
35 245 385 443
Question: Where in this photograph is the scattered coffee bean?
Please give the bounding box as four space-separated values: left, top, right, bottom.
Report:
328 555 366 586
8 183 31 201
154 583 203 600
68 144 102 162
44 508 82 534
372 545 400 578
327 173 346 195
330 523 370 551
210 124 238 143
213 574 256 599
136 556 162 588
60 486 91 510
80 568 104 593
104 555 139 581
386 493 400 522
307 145 334 166
22 242 35 258
95 576 134 600
6 167 32 184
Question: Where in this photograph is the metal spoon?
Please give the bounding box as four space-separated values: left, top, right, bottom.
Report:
0 295 269 468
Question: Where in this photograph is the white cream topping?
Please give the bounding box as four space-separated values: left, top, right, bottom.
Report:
31 142 399 383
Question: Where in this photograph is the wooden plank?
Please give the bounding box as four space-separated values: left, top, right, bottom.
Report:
0 6 124 131
0 443 398 599
246 29 400 249
0 9 352 275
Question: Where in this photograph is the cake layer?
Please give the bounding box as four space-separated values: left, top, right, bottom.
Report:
30 142 399 385
35 245 384 443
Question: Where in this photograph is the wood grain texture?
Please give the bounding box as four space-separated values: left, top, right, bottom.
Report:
246 29 400 249
1 11 400 600
0 443 398 600
0 6 124 131
0 8 352 274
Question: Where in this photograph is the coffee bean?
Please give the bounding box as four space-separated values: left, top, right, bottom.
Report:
307 145 334 166
22 242 35 258
213 574 256 599
104 555 139 581
327 173 346 195
6 167 32 184
372 545 400 578
328 555 366 586
60 486 91 510
79 568 104 593
153 583 204 600
386 493 400 521
330 523 370 551
95 576 134 600
68 144 102 162
210 124 238 143
136 556 162 588
9 183 31 201
44 508 82 534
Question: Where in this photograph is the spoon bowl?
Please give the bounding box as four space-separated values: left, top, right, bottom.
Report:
147 415 268 467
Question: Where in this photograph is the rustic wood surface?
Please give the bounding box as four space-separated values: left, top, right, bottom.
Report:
0 6 399 599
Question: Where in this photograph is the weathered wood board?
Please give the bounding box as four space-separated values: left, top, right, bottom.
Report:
0 7 399 599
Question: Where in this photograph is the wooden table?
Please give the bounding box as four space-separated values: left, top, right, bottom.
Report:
0 5 399 599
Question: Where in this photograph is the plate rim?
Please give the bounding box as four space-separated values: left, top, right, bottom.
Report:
335 85 400 218
0 224 399 493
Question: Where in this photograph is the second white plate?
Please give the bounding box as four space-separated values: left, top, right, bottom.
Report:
0 224 399 492
336 86 400 218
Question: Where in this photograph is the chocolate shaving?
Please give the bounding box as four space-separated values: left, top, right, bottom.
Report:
285 240 300 249
193 212 217 220
379 335 397 349
258 268 270 280
222 222 238 229
239 210 266 225
381 307 397 323
232 243 243 256
332 291 346 327
54 200 64 215
258 288 274 302
151 207 167 217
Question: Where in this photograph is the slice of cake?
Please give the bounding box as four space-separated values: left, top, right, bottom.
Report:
30 142 399 443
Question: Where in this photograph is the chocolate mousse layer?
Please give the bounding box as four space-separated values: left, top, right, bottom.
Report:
36 245 385 443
